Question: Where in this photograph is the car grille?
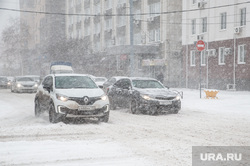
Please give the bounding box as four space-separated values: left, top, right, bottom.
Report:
60 106 107 115
23 85 33 87
69 97 101 105
155 97 175 100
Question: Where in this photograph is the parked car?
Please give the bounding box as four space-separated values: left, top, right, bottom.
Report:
11 76 38 93
103 76 127 94
93 77 107 88
107 77 181 115
0 76 8 89
34 74 110 123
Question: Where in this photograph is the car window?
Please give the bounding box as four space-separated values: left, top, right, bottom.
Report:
16 77 34 82
114 79 131 89
0 77 8 81
55 76 98 89
132 80 165 89
42 76 53 86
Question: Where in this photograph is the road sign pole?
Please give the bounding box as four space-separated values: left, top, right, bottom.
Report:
196 40 205 99
200 51 202 99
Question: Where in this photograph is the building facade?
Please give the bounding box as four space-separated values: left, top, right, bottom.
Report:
66 0 182 87
182 0 250 91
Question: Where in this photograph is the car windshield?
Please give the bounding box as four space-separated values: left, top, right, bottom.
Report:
0 77 8 81
55 76 98 89
132 80 165 89
16 77 34 82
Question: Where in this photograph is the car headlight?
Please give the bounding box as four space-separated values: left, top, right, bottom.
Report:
56 94 68 102
140 94 152 100
175 95 181 100
101 94 108 101
17 83 22 88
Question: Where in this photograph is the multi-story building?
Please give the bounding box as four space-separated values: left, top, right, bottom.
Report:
19 0 66 76
182 0 250 91
66 0 182 87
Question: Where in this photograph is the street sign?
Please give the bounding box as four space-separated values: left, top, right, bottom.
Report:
196 40 205 51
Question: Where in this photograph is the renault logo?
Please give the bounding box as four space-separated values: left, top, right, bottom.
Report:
83 96 89 104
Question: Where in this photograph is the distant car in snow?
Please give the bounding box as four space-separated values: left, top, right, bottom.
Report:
0 76 8 89
103 76 127 94
34 74 110 123
93 77 107 89
107 77 181 115
11 76 39 93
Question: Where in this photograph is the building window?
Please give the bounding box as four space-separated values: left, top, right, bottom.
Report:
240 8 246 26
134 33 141 45
220 12 227 30
219 47 225 65
201 50 206 66
190 51 196 66
238 45 246 64
192 19 196 35
149 28 160 42
105 18 112 30
202 17 207 33
149 2 161 17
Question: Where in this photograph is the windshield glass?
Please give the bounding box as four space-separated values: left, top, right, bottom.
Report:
132 80 165 89
0 77 8 81
16 77 34 82
55 76 98 89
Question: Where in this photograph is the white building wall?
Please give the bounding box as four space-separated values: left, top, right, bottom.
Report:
183 0 250 45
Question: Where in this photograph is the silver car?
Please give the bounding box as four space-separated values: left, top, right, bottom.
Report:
11 76 39 93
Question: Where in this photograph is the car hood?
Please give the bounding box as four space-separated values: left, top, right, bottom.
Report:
17 81 36 85
135 88 177 97
55 88 105 98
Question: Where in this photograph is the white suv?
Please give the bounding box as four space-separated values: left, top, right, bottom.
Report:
34 74 110 123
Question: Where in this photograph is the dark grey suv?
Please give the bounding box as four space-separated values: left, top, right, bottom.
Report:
107 77 181 115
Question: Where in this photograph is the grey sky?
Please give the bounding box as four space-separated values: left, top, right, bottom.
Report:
0 0 19 37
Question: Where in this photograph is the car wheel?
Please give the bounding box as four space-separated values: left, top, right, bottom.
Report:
11 87 14 92
98 112 109 123
49 103 60 123
172 109 179 114
34 99 42 117
109 96 116 110
149 106 158 115
130 100 138 114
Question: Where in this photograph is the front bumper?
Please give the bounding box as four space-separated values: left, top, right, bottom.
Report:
138 98 181 113
57 105 110 118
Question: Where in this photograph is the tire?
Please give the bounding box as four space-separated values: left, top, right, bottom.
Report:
109 96 116 110
34 99 41 117
130 100 138 114
99 112 109 123
172 109 179 114
49 103 60 123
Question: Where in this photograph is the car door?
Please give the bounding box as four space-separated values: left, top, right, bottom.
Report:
110 79 125 106
119 79 132 107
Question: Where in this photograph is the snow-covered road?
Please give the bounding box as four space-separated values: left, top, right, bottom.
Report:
0 88 250 166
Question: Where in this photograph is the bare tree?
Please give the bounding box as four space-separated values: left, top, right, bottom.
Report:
1 18 30 76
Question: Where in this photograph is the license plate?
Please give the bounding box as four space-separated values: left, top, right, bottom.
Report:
159 100 172 105
78 105 96 111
